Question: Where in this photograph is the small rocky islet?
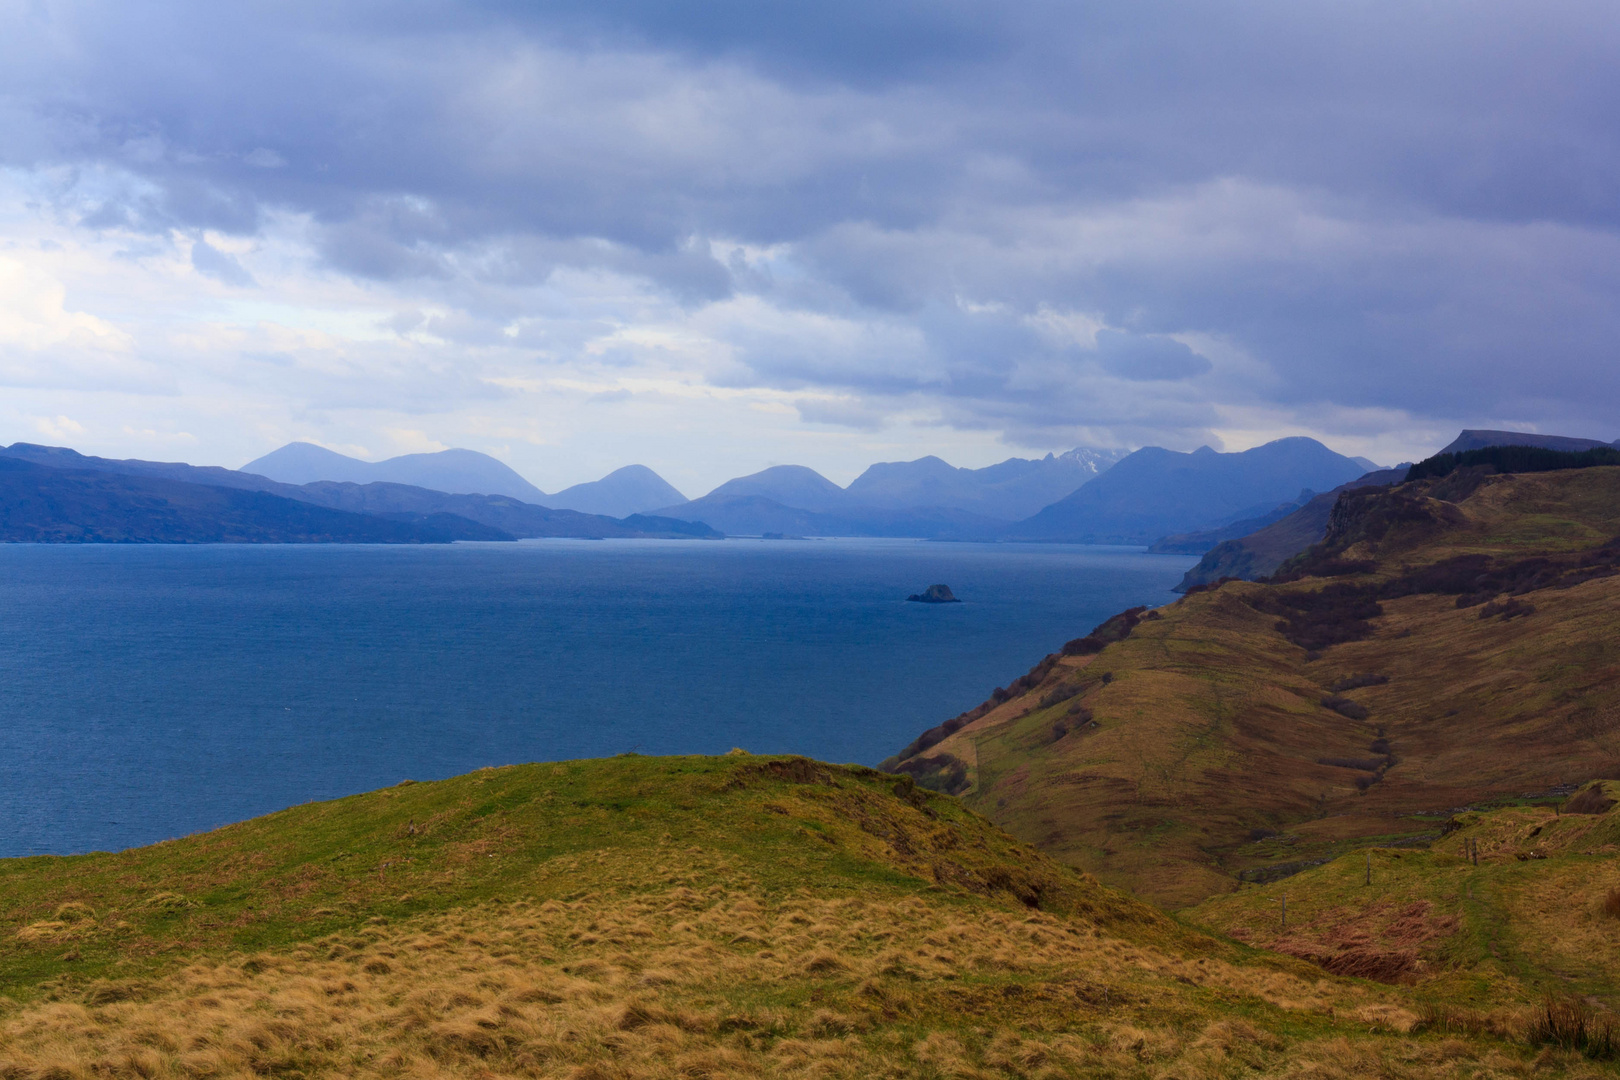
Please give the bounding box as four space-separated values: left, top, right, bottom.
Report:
906 583 961 603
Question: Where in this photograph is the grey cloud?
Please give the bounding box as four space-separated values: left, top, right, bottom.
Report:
711 296 1221 447
189 238 255 286
231 343 512 413
794 397 888 431
318 222 450 281
11 4 1619 237
1092 330 1210 382
2 1 1619 447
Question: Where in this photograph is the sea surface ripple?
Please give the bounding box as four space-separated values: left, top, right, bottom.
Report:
0 538 1194 855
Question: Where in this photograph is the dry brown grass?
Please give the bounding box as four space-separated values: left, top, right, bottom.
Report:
0 875 1586 1080
0 750 1605 1078
1186 797 1620 1017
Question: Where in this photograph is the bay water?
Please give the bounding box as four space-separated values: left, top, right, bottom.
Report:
0 539 1194 856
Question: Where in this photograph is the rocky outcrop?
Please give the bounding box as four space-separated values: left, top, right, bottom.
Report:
906 584 961 603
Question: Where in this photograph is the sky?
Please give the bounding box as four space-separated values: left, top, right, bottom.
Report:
1 1 1617 494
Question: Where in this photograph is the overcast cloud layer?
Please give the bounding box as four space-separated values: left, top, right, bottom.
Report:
0 0 1615 491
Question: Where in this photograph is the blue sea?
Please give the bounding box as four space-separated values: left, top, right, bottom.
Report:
0 539 1194 857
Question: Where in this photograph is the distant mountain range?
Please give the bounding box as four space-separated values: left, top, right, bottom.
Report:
0 444 719 544
1008 438 1373 544
242 443 688 518
13 427 1603 548
233 441 1137 540
242 443 546 502
1169 427 1620 590
649 448 1130 538
242 439 1372 545
844 448 1127 520
0 456 498 543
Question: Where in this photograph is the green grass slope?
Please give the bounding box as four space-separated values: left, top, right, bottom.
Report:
5 754 1600 1078
0 755 1164 998
1184 782 1620 1012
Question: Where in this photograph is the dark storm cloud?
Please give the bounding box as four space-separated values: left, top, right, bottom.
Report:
3 0 1618 444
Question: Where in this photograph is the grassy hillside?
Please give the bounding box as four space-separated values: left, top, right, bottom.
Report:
1185 782 1620 1012
887 467 1620 909
1 754 1598 1078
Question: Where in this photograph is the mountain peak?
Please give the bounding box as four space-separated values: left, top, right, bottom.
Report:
544 465 687 517
1011 436 1368 544
701 465 847 512
241 443 545 501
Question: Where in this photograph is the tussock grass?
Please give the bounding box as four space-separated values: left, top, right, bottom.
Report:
0 755 1588 1078
1526 996 1618 1060
1186 795 1620 1015
0 874 1571 1079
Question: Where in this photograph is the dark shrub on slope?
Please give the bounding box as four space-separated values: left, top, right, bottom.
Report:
1406 444 1620 482
1320 695 1370 720
1062 606 1149 656
1564 783 1617 815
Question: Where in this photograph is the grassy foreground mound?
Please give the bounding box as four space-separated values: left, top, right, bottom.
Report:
0 754 1595 1078
885 467 1620 910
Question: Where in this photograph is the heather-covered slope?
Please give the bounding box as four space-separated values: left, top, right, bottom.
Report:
0 754 1594 1077
886 467 1620 909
